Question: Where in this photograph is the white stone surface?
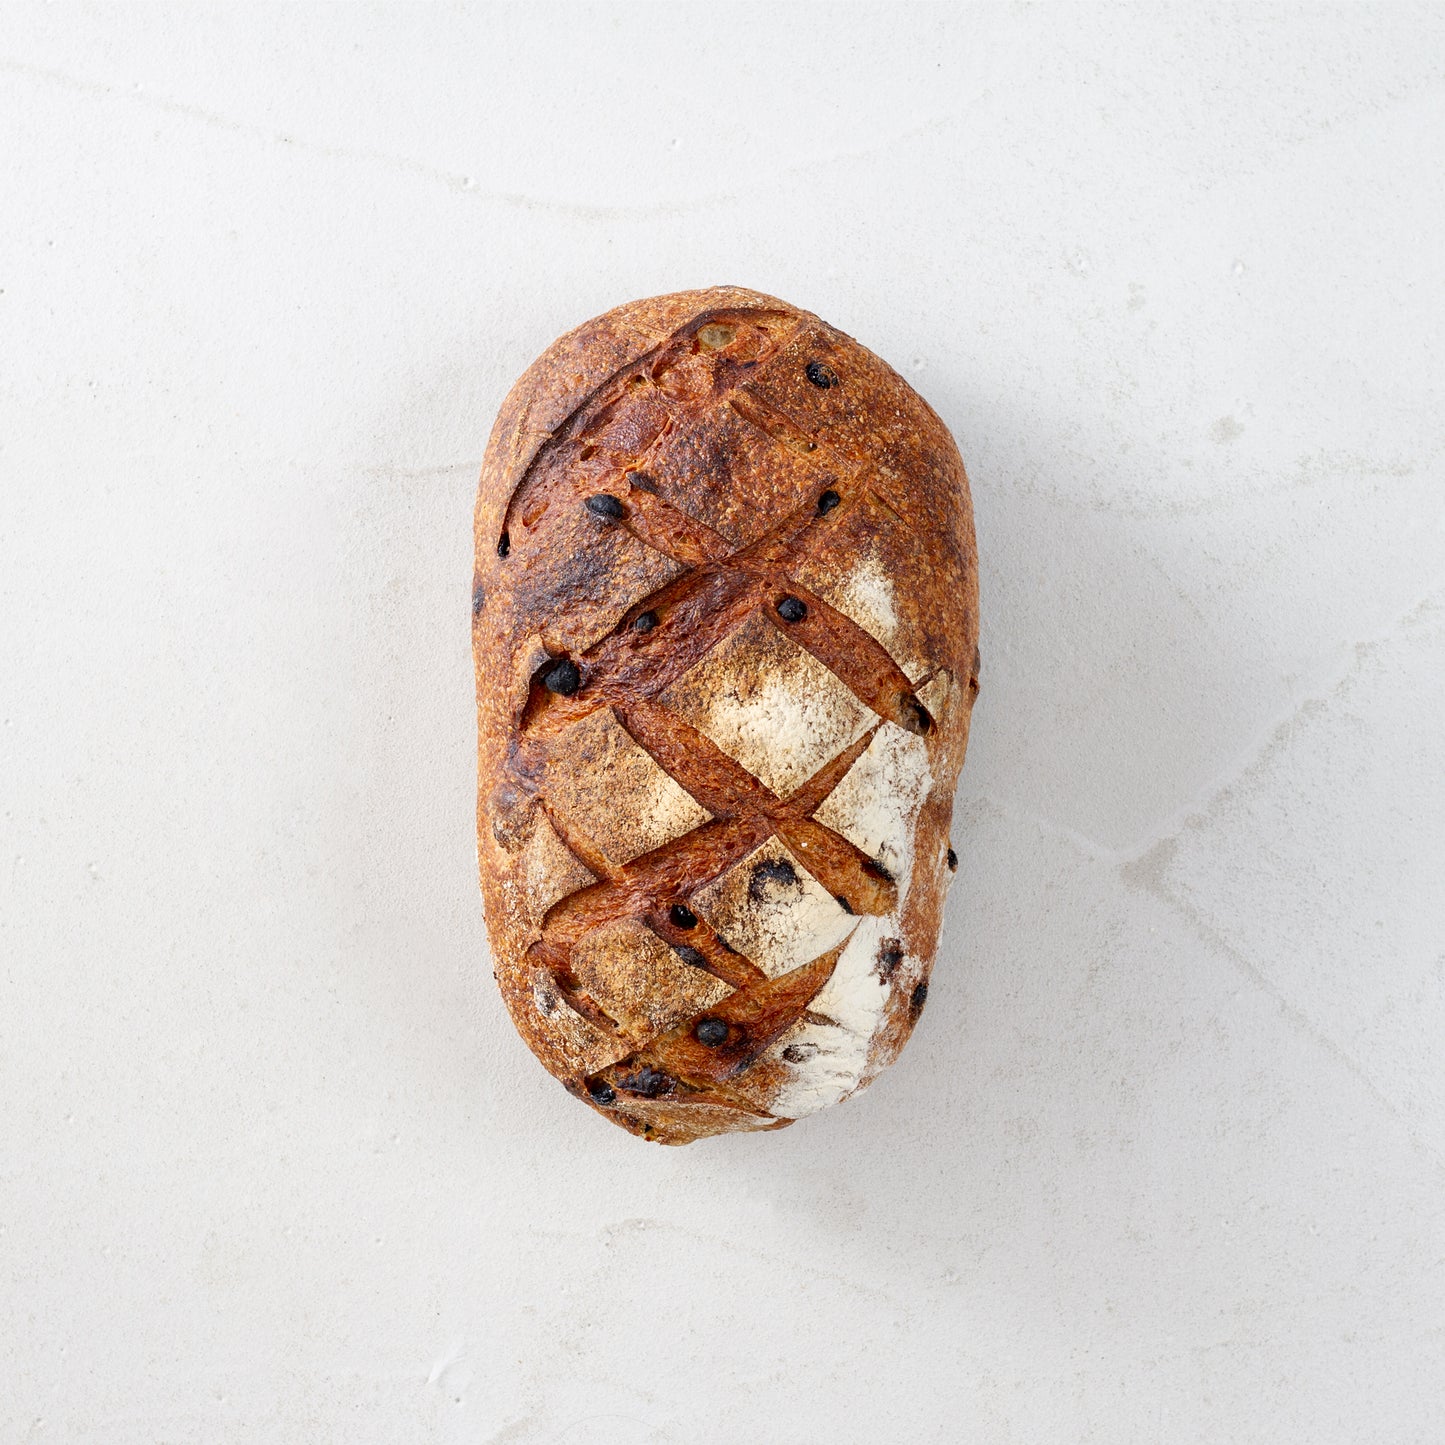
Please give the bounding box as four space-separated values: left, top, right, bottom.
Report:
3 6 1444 1442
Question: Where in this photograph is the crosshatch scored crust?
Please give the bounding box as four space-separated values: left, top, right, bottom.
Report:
473 285 980 1144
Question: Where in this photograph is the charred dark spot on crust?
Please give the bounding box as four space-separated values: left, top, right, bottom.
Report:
695 1018 728 1047
497 531 510 558
586 1079 617 1106
748 856 799 902
864 857 895 884
627 470 658 493
836 895 854 915
910 981 929 1015
776 595 807 623
673 944 706 967
633 610 658 633
669 903 698 929
900 696 934 735
782 1042 818 1064
947 847 958 871
878 941 904 979
806 360 839 389
471 582 486 615
585 493 626 520
617 1065 675 1099
817 488 841 515
540 658 581 696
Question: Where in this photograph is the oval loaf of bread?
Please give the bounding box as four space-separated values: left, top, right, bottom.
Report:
473 286 979 1144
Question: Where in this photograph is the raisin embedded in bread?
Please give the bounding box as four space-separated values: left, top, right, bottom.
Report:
473 286 979 1144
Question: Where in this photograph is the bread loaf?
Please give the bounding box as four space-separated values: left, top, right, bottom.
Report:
473 286 979 1143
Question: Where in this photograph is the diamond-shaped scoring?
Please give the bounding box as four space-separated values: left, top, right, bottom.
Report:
690 836 857 979
516 476 687 657
734 320 942 500
789 492 932 684
516 809 596 931
811 722 933 885
645 396 827 548
543 707 711 867
657 609 875 798
568 919 731 1039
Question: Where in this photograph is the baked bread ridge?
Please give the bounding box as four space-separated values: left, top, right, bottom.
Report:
474 286 979 1144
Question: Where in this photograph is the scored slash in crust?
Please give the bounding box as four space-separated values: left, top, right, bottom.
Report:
473 286 979 1144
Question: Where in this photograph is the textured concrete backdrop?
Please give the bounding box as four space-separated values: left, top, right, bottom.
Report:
3 5 1444 1442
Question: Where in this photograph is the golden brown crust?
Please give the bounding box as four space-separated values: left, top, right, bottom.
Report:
473 287 979 1144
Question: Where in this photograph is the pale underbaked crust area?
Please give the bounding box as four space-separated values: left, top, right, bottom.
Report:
473 286 979 1144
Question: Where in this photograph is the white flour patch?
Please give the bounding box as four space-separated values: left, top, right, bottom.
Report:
691 837 855 978
833 551 900 648
643 766 711 854
767 915 893 1116
827 551 930 683
544 708 709 865
518 809 594 928
703 671 819 796
660 611 873 797
813 723 933 883
767 721 935 1117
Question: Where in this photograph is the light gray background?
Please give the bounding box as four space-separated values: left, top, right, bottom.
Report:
4 5 1444 1442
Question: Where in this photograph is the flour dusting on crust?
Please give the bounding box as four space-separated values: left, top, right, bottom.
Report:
544 707 710 865
659 610 873 796
835 550 900 646
803 548 931 684
812 724 933 884
691 836 856 978
765 721 934 1117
